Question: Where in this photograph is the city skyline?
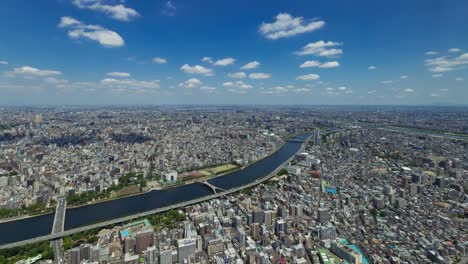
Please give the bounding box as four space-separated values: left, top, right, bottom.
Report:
0 0 467 105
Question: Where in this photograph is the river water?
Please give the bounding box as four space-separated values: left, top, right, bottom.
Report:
0 132 311 245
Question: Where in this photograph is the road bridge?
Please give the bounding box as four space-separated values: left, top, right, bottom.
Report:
51 198 66 264
0 134 312 250
200 180 226 194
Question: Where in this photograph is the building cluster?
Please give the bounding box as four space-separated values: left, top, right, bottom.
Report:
0 107 318 211
60 125 467 264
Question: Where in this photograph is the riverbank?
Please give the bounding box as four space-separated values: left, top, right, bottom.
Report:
0 131 311 227
0 132 314 248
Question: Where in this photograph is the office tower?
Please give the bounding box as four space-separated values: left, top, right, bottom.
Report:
277 207 287 218
251 223 260 240
263 210 273 225
145 246 157 264
383 185 393 196
70 247 80 264
317 207 330 224
91 245 100 262
252 209 264 224
159 248 172 264
275 219 286 236
135 229 155 254
233 215 242 228
373 197 385 209
124 236 136 253
237 228 246 244
290 204 297 217
79 244 91 261
319 223 337 240
434 177 446 188
178 238 196 262
314 128 321 145
409 183 418 196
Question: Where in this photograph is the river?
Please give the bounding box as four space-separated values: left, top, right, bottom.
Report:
0 132 312 245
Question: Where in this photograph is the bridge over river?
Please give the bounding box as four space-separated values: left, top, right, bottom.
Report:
0 132 313 249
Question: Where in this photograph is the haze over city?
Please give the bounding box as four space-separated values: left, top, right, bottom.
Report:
0 0 467 105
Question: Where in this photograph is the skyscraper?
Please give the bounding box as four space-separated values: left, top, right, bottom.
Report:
314 128 321 145
317 207 330 224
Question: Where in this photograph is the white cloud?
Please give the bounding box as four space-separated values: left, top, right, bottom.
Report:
432 74 443 78
100 78 160 89
430 93 439 97
400 75 408 79
58 16 81 27
300 61 321 68
296 74 320 81
162 1 176 16
200 86 216 93
12 66 61 77
294 88 311 93
0 61 8 65
404 88 414 93
179 78 202 88
249 73 270 79
319 61 340 68
300 60 339 69
262 86 289 95
368 66 377 70
338 86 347 91
425 51 438 56
153 57 167 64
106 72 130 77
259 13 325 40
202 57 214 64
44 77 69 84
228 72 246 78
424 52 468 72
213 58 236 66
368 90 376 94
180 64 213 76
59 17 124 48
241 61 261 70
223 81 253 90
448 48 461 53
455 77 464 81
72 0 139 21
295 40 342 57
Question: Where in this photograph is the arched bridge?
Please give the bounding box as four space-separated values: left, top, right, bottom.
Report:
201 180 226 194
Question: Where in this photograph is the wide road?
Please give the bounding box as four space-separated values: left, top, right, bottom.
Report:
51 198 66 264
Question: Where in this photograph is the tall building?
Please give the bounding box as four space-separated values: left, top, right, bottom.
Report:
275 219 286 236
135 229 155 254
178 238 196 262
237 228 246 244
159 248 172 264
124 236 136 253
251 223 260 240
70 247 80 264
79 244 91 261
264 210 273 225
145 246 157 264
319 223 337 241
317 207 330 224
252 208 264 224
314 128 321 145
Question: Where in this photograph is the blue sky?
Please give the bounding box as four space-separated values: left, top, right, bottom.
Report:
0 0 467 105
